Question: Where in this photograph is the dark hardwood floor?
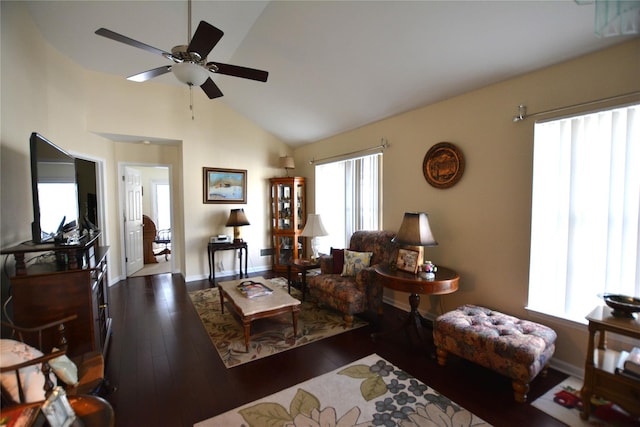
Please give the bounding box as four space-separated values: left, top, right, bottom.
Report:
104 271 568 427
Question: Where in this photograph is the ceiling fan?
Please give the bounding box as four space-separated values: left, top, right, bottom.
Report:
94 2 268 99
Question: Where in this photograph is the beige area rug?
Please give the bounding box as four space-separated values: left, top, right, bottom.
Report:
189 277 367 368
531 376 639 427
195 353 491 427
129 257 171 277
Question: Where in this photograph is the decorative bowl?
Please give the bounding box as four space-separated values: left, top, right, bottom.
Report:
599 293 640 318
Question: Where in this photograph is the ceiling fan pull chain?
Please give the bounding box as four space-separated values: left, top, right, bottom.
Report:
190 85 195 120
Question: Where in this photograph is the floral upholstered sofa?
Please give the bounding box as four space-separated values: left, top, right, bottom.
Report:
306 230 398 326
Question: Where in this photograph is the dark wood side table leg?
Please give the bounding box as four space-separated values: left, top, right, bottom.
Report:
287 264 293 294
244 245 248 277
208 245 213 282
238 248 243 278
301 269 307 301
406 293 428 340
372 293 431 349
292 307 299 338
212 251 216 285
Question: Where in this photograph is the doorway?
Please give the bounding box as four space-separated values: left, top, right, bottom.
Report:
120 164 172 277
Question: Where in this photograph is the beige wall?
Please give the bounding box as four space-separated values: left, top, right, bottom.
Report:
1 3 291 286
294 39 640 372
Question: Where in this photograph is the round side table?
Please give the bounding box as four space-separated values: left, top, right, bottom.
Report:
374 265 459 350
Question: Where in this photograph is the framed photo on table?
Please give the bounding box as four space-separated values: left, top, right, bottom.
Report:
203 167 247 204
396 248 420 274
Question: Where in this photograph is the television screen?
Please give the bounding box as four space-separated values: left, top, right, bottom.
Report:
30 132 79 243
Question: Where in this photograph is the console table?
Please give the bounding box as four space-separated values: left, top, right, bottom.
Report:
207 241 248 284
581 306 640 420
374 265 459 348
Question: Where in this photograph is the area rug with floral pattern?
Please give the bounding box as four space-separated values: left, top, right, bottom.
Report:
189 277 367 368
195 353 491 427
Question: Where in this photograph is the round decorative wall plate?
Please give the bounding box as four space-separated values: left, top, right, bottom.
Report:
422 142 465 189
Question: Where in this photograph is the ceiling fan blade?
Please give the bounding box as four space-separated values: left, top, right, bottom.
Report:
207 62 269 82
188 21 224 60
201 78 223 99
95 28 171 57
127 66 172 82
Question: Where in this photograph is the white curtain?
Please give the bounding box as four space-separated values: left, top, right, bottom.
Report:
315 153 382 253
528 104 640 322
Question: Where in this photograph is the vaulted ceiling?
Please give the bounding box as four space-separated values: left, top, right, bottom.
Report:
25 1 634 146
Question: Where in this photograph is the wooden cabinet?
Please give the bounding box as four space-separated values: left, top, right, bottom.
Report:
270 177 306 272
1 234 112 359
581 306 640 420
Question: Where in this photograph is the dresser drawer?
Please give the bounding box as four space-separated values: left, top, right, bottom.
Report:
593 370 640 416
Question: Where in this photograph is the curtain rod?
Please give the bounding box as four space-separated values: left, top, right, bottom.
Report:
512 91 640 122
309 138 389 165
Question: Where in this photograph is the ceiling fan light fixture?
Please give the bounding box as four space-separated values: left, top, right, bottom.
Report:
172 62 209 86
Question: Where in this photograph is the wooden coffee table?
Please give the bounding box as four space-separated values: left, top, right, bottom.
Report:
218 276 301 352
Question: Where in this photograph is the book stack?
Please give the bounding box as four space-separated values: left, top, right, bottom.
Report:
615 347 640 380
237 280 273 298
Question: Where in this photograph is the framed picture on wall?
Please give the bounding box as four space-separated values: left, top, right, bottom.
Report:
203 167 247 204
396 248 420 274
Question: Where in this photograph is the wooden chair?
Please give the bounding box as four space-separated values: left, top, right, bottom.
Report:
143 214 158 264
0 315 106 406
143 215 171 263
154 228 171 261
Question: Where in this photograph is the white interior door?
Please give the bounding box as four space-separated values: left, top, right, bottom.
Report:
124 166 144 275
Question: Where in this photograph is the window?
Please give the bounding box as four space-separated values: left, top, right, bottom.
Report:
527 104 639 323
314 153 382 253
152 182 171 231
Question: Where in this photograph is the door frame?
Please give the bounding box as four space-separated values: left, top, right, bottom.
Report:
72 153 108 270
118 162 174 278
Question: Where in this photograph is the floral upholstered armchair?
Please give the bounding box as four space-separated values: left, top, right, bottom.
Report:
306 230 398 326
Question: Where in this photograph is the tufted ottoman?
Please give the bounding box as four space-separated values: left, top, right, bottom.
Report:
433 304 557 403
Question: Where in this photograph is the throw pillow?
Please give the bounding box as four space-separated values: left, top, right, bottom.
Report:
330 248 345 274
0 339 55 403
341 249 373 277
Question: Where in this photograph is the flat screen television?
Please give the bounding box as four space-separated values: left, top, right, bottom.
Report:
30 132 79 243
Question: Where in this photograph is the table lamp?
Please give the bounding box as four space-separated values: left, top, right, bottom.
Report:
301 214 328 260
226 208 250 243
279 156 295 177
392 212 438 273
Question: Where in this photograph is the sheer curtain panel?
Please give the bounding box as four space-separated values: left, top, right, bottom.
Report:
528 104 640 323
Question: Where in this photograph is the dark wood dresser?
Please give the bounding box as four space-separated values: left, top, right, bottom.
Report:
1 233 112 359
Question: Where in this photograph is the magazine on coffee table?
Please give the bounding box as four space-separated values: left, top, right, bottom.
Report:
237 280 273 298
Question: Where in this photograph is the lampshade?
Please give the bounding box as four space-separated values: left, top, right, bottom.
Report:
392 212 438 247
279 156 295 176
226 208 250 227
301 214 328 237
301 214 328 260
172 62 209 86
226 208 250 243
